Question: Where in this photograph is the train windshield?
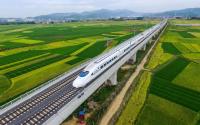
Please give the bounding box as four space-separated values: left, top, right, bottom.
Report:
79 71 89 77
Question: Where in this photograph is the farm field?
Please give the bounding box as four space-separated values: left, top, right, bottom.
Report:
0 20 158 105
136 94 197 125
137 20 200 125
116 19 200 125
116 71 152 125
171 19 200 24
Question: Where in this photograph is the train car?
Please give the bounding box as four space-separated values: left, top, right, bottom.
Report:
72 50 121 88
73 20 166 88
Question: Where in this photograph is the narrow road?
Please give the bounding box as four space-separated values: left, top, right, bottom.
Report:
99 25 166 125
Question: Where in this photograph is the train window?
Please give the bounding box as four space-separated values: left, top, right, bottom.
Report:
79 71 89 77
100 65 103 69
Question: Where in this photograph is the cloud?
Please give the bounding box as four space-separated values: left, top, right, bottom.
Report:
0 0 200 17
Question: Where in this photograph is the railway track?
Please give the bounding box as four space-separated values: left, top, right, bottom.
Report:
0 20 167 125
0 69 83 125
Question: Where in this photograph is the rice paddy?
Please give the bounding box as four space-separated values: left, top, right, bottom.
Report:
0 20 156 105
116 19 200 125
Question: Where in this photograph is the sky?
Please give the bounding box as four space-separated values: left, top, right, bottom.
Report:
0 0 200 18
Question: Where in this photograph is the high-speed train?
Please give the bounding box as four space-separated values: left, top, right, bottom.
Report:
73 20 167 88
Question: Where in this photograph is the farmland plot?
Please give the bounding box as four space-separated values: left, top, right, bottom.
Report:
0 20 155 104
134 20 200 125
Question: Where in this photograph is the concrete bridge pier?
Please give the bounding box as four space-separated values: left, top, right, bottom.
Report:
105 70 118 86
152 35 156 40
148 38 153 44
153 33 159 40
127 53 137 64
141 44 146 51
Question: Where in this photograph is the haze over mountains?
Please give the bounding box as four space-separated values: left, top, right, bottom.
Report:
0 8 199 23
34 8 200 21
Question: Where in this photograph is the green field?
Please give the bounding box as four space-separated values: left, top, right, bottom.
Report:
0 20 158 105
116 71 152 125
116 19 200 125
171 19 200 24
136 94 197 125
138 20 200 125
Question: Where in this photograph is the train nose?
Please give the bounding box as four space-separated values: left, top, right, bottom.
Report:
72 78 85 88
72 80 80 88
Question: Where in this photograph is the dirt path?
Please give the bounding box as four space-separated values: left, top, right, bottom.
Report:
99 26 166 125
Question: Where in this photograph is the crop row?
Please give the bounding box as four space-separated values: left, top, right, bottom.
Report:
178 31 196 38
78 33 137 58
78 40 107 58
161 42 181 55
5 55 68 78
66 57 86 65
154 57 190 81
0 53 51 71
173 42 191 53
0 42 29 50
0 50 46 66
150 77 200 111
10 25 134 43
46 43 87 55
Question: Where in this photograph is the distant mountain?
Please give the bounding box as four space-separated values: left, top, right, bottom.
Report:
1 8 197 23
34 8 200 21
149 8 200 17
34 9 142 21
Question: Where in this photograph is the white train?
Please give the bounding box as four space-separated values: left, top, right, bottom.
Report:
73 20 167 88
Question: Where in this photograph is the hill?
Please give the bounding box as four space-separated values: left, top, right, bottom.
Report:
34 9 141 21
151 8 200 17
33 8 200 21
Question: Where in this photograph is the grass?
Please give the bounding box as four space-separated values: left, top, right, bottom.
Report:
0 53 51 71
173 42 191 53
183 43 200 53
146 32 174 69
7 24 132 43
0 75 11 94
0 42 28 50
12 38 44 44
78 40 108 58
150 76 200 111
0 57 75 104
93 86 116 103
0 20 157 105
178 31 196 38
136 94 197 125
119 20 200 125
5 55 68 78
0 50 46 66
171 19 200 24
116 71 152 125
173 62 200 92
183 53 200 59
66 57 86 65
154 57 190 81
45 43 88 55
161 42 181 55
